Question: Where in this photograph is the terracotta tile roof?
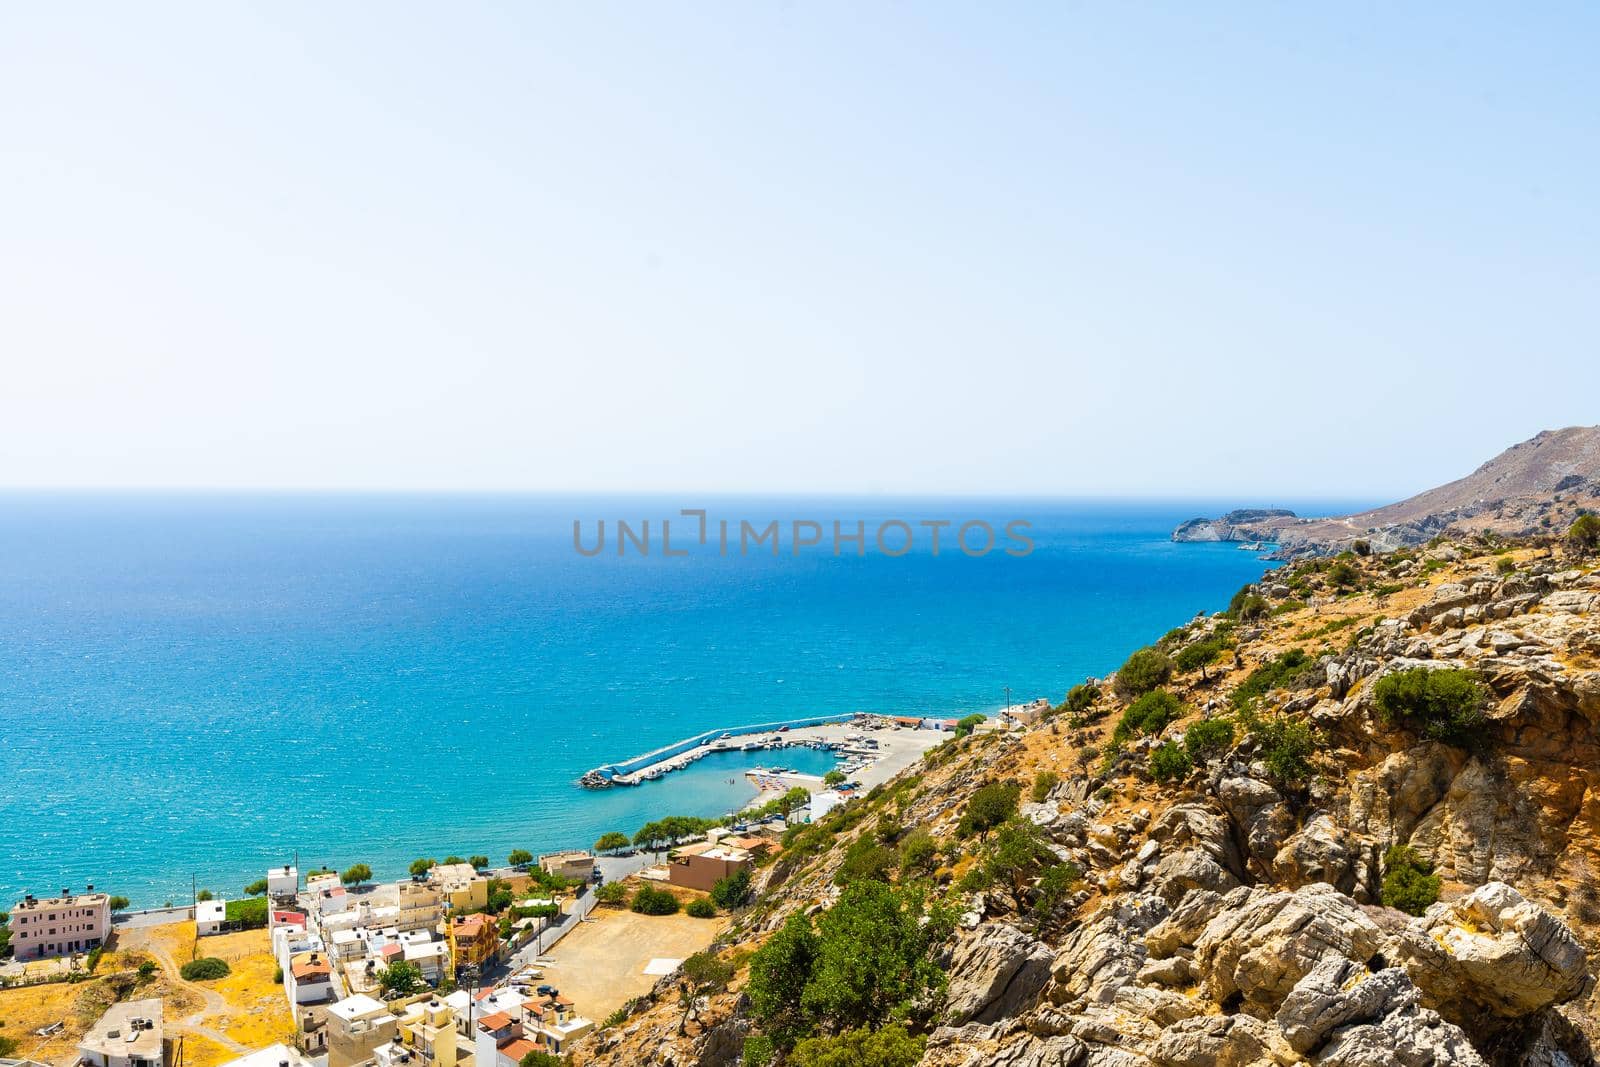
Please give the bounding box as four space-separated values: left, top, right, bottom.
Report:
290 953 331 980
498 1039 539 1060
478 1011 513 1030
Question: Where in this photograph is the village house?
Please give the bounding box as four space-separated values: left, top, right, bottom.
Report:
288 950 334 1005
472 1010 536 1067
667 843 752 893
447 913 498 976
8 887 111 960
376 997 459 1067
266 865 299 905
537 850 594 883
396 881 444 933
326 994 399 1067
426 863 487 913
196 897 226 937
78 1000 167 1067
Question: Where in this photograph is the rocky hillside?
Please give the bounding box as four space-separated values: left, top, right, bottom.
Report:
571 532 1600 1067
1175 426 1600 557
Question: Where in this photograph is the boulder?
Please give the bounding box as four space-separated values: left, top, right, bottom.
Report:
945 923 1057 1024
1273 813 1365 894
1148 1014 1271 1067
1392 881 1589 1020
1216 777 1295 871
1192 883 1385 1012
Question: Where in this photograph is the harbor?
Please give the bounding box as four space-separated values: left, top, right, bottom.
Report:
580 714 952 793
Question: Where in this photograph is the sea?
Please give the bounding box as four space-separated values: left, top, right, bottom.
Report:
0 493 1367 907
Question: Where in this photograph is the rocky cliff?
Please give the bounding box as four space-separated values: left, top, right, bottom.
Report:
570 534 1600 1067
1175 426 1600 558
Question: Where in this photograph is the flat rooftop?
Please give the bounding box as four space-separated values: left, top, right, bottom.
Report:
80 999 163 1060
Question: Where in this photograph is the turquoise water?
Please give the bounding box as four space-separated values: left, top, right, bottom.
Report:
0 494 1360 906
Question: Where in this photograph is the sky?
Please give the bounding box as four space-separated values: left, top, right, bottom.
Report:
1 3 1597 499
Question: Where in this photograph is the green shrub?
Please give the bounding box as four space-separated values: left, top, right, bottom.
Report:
686 897 717 918
137 960 158 980
181 957 230 981
1062 682 1101 718
1033 862 1081 920
1030 771 1059 803
1568 513 1600 555
1246 713 1317 784
898 830 937 875
1495 555 1516 575
1229 589 1270 621
788 1024 925 1067
953 713 986 738
595 881 628 906
1184 718 1234 762
957 781 1021 838
835 838 897 886
1328 561 1360 588
1380 845 1441 916
1372 668 1487 746
1230 649 1314 708
242 879 268 896
1114 648 1173 698
1148 742 1192 783
630 885 680 915
1113 689 1183 743
711 869 752 909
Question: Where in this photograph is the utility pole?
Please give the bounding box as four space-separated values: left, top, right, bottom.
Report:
1005 686 1011 714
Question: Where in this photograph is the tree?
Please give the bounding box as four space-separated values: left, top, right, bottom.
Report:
196 889 215 902
898 830 937 876
342 864 373 886
953 713 986 738
378 960 426 996
243 879 268 896
469 855 490 870
834 838 896 886
508 849 534 867
1174 639 1223 682
710 869 752 910
822 769 847 787
1569 514 1600 556
409 858 436 878
594 831 631 854
958 780 1021 839
799 880 949 1034
518 1052 565 1067
677 950 735 1032
981 819 1052 896
443 855 467 866
747 912 819 1048
1114 648 1173 698
108 895 131 912
1062 682 1100 716
789 1025 925 1067
1113 689 1183 744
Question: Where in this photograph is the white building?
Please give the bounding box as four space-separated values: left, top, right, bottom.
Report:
267 865 299 903
288 951 334 1005
809 790 846 822
196 898 227 937
8 888 112 960
78 1000 166 1067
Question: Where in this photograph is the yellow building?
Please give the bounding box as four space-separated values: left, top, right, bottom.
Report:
384 997 458 1067
447 913 498 976
427 863 488 913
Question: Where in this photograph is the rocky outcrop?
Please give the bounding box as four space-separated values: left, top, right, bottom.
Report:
1392 881 1590 1021
945 924 1057 1024
1172 509 1299 544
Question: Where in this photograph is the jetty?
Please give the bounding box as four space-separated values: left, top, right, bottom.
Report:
579 713 862 788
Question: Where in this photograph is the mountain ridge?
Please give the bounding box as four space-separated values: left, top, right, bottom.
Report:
1174 426 1600 557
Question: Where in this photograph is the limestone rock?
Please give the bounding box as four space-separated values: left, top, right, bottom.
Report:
946 923 1058 1025
1393 881 1589 1020
1148 1014 1271 1067
1193 883 1385 1012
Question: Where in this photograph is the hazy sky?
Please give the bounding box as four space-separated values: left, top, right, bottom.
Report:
2 4 1596 498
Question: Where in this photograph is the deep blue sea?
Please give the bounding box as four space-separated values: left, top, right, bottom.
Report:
0 494 1364 906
